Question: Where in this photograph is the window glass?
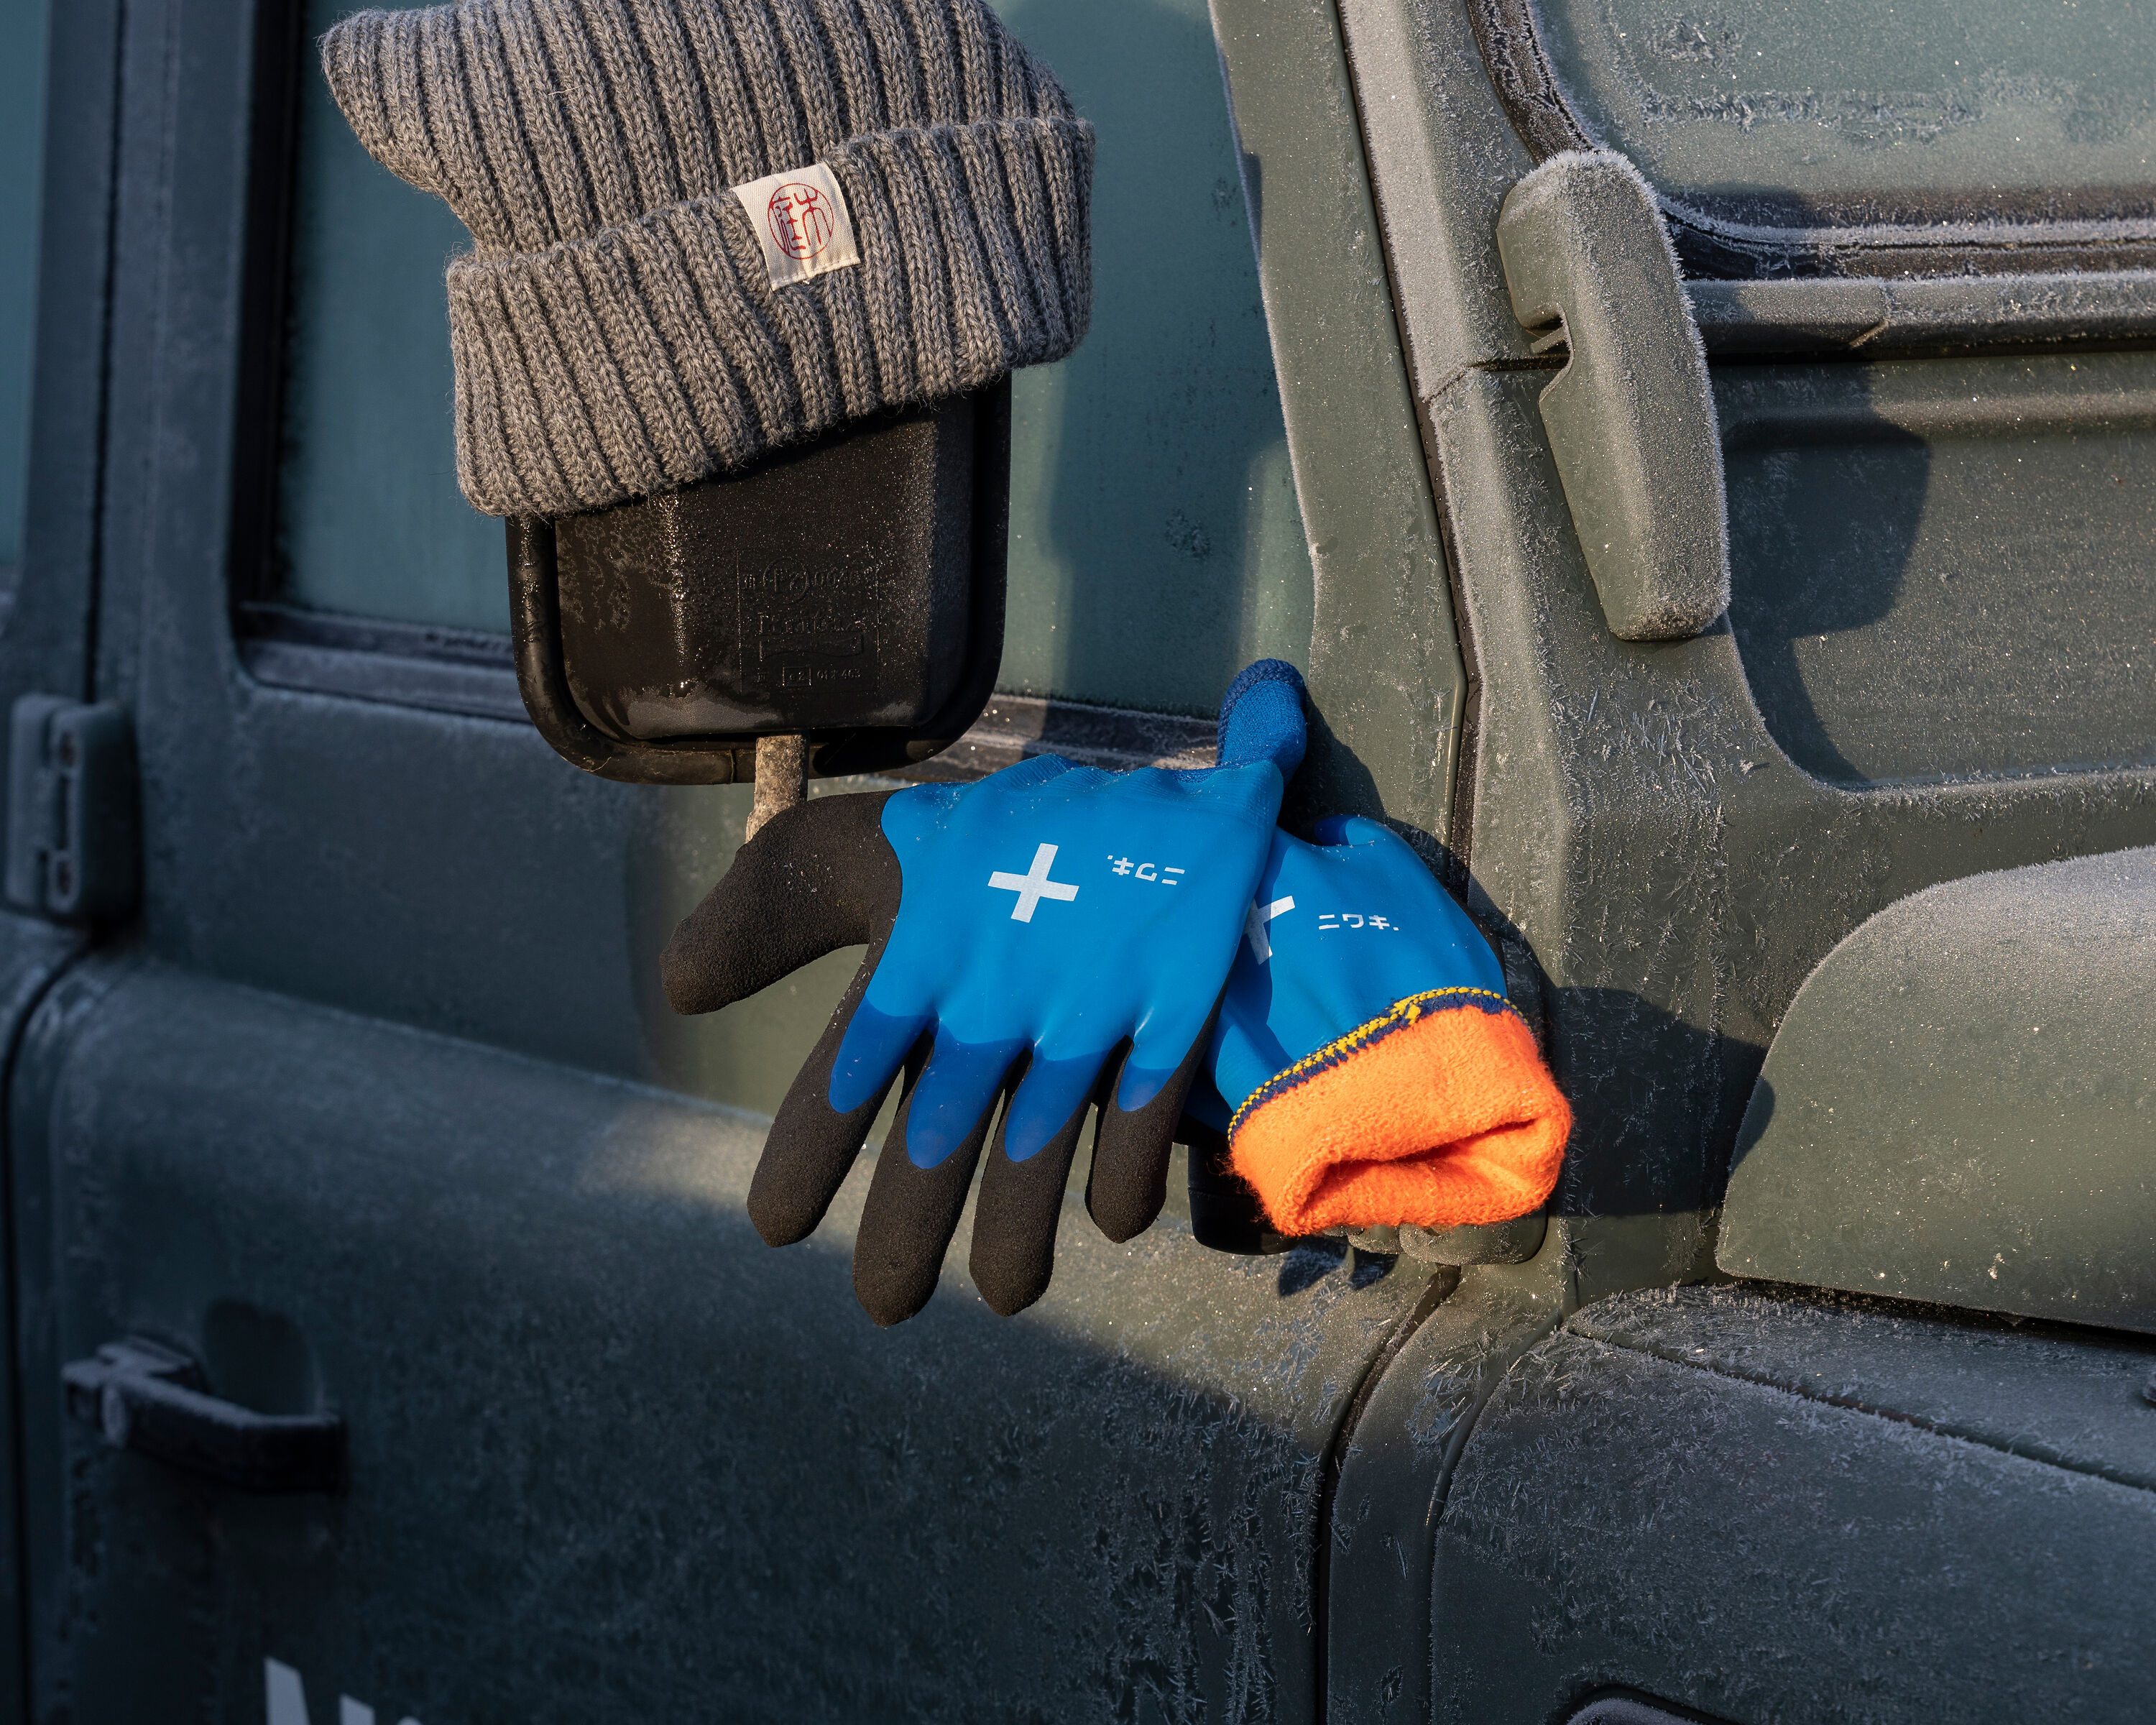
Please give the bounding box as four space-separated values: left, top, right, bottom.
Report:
985 0 1312 712
278 3 499 635
277 0 1313 717
1 0 52 589
1536 0 2156 227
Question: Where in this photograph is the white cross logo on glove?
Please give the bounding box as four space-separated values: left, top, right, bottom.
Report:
1244 894 1295 962
988 844 1080 922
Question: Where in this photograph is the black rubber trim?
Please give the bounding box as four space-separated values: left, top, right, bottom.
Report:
236 603 1220 782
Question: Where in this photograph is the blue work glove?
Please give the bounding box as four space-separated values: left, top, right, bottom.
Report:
1184 818 1570 1243
663 661 1307 1325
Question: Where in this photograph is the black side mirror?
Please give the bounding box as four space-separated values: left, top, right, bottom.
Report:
506 380 1009 784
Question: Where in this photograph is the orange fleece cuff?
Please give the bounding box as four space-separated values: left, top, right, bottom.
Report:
1227 992 1571 1238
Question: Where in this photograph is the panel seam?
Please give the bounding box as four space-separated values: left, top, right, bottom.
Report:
1310 1262 1460 1724
0 939 93 1725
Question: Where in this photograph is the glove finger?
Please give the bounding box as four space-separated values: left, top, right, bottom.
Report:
901 1029 1030 1170
1087 1000 1220 1244
1215 659 1309 776
663 790 900 1015
852 1057 1014 1327
998 1050 1104 1164
969 1057 1102 1317
747 948 926 1248
1115 989 1220 1116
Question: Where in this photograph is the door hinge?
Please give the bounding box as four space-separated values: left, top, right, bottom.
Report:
6 696 140 923
1495 151 1731 642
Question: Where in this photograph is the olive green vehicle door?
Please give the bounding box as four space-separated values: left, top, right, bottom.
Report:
3 1 1458 1722
31 0 2152 1716
1307 0 2156 1719
0 0 120 1709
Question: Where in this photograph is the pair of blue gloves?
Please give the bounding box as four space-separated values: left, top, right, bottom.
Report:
663 663 1569 1325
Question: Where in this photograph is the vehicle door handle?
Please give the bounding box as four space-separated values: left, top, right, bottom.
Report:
1496 151 1731 642
63 1338 345 1494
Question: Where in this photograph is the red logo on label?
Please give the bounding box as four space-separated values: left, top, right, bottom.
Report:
766 182 835 261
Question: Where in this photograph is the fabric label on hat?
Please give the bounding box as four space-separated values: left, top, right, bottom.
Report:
733 163 861 289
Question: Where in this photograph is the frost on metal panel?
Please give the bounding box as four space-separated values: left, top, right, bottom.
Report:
42 966 1434 1725
1530 0 2156 226
1430 1286 2156 1721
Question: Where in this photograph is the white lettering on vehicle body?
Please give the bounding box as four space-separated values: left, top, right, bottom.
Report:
267 1659 420 1725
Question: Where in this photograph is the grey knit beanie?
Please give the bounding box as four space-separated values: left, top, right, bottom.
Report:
323 0 1092 517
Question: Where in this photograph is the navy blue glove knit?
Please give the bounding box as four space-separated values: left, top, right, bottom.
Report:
664 660 1307 1324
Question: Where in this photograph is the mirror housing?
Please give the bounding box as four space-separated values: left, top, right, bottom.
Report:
506 382 1009 783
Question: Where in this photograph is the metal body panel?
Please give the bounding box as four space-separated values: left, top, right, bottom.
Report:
1336 0 1542 396
0 915 86 1725
12 3 1445 1718
1432 1288 2156 1722
20 0 2156 1715
11 958 1433 1721
1322 1 2156 1714
1722 847 2156 1332
1324 1256 1564 1725
14 0 120 691
1210 0 1468 843
1718 352 2156 787
1435 362 2156 1269
1688 270 2156 356
0 1 126 1715
1571 1287 2156 1487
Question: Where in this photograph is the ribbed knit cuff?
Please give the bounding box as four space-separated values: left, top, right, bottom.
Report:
446 114 1090 517
1228 993 1571 1237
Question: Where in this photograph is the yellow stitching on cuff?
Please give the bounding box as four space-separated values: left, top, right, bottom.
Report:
1227 988 1519 1140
